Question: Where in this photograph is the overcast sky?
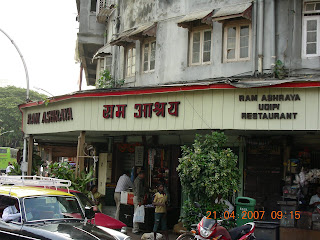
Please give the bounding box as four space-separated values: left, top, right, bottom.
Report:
0 0 94 97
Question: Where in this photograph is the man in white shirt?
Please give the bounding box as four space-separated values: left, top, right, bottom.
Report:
5 162 14 175
2 198 21 222
215 194 234 214
114 170 133 220
310 187 320 211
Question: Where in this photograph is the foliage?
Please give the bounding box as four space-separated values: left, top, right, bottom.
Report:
96 69 125 89
181 199 225 229
273 60 286 80
177 132 240 229
49 162 95 193
0 86 47 148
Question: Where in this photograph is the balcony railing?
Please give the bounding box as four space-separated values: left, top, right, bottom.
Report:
97 0 116 23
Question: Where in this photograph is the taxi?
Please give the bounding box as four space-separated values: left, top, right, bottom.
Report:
0 184 131 240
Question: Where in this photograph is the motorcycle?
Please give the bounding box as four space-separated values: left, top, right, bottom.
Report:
177 202 255 240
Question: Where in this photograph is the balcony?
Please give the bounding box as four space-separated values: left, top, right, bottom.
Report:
96 0 116 23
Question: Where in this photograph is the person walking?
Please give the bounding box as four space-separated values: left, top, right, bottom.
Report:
114 170 133 220
133 170 145 234
88 185 103 212
5 162 14 175
153 184 169 240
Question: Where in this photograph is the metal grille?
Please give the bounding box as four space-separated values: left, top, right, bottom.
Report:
98 0 116 11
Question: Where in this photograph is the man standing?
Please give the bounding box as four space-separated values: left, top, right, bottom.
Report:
310 186 320 211
133 170 145 234
5 162 14 175
114 170 133 220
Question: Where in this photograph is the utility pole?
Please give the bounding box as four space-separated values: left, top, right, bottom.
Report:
0 28 30 176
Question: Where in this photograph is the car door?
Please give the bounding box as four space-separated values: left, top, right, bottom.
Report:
0 219 23 239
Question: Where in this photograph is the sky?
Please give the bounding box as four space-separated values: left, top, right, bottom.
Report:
0 0 94 97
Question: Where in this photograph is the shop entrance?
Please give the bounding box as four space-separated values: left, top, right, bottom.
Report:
244 138 282 220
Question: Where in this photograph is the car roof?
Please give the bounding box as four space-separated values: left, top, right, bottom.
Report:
0 185 75 198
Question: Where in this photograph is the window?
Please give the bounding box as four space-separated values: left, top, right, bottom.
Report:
224 22 251 62
302 2 320 57
90 0 97 12
190 29 212 65
126 46 136 77
96 56 112 81
142 39 156 72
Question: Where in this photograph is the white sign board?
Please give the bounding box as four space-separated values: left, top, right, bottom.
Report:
135 146 144 166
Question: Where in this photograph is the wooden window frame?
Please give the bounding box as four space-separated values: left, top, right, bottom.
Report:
302 2 320 58
142 38 156 73
223 21 251 63
125 46 136 77
189 27 212 66
96 56 112 81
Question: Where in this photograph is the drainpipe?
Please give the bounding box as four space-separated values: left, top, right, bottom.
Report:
270 0 276 69
257 0 264 74
113 0 121 80
252 0 258 75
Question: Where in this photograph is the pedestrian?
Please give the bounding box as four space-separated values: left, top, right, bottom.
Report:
153 184 169 240
5 162 14 175
133 170 145 234
310 186 320 212
114 170 133 220
88 185 103 212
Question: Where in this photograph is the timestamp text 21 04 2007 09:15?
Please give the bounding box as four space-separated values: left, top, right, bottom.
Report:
206 211 301 220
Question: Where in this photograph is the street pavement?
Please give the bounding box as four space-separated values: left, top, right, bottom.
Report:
126 227 178 240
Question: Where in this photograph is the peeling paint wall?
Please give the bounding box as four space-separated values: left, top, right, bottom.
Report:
95 0 319 88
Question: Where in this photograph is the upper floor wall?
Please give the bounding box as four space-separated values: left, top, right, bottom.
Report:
90 0 320 87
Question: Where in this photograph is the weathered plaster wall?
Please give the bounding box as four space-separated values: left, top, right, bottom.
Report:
103 0 319 87
78 0 105 44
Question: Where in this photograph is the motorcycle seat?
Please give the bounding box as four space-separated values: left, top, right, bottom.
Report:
229 224 251 240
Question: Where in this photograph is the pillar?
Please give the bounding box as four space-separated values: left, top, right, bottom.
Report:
76 131 86 177
27 135 33 175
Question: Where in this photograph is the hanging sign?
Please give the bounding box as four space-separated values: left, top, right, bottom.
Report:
135 146 144 167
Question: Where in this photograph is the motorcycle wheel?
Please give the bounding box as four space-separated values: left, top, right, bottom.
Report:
176 233 195 240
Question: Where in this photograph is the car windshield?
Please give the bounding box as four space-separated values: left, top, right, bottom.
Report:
23 196 84 222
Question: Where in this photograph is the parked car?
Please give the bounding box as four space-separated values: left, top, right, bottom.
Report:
57 188 127 231
0 185 131 240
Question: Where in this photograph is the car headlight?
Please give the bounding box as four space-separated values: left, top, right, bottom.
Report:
199 226 212 238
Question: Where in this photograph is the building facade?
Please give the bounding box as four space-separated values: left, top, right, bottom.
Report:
20 0 320 234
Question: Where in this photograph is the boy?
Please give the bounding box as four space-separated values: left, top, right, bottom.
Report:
153 184 169 240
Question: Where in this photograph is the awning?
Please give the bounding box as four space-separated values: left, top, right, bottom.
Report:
110 23 157 46
128 23 157 40
177 10 213 28
97 8 116 23
92 44 112 61
212 2 252 22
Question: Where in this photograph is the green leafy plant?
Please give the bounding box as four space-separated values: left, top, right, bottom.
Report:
273 60 286 80
177 132 240 229
8 162 22 175
49 162 95 193
96 69 125 89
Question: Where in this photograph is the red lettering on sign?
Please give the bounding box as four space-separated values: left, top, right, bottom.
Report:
116 105 127 118
103 105 115 119
143 103 153 118
134 104 142 118
168 101 180 116
153 102 167 117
